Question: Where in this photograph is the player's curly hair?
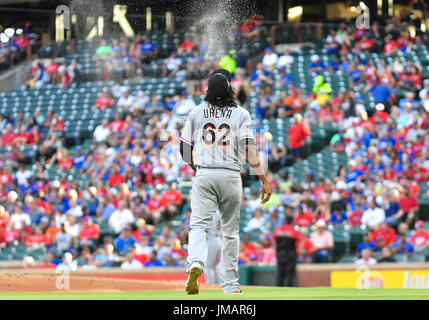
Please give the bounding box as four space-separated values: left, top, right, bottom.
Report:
204 86 238 108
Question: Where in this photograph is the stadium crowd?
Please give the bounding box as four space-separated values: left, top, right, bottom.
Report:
0 22 38 73
0 12 428 270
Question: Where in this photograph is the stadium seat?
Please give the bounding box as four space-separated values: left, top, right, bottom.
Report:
337 254 356 263
350 225 368 251
394 254 408 263
408 254 426 263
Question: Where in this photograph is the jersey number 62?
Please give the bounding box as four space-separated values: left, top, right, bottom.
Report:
202 123 231 147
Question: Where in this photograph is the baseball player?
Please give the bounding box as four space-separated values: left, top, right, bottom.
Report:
180 68 272 295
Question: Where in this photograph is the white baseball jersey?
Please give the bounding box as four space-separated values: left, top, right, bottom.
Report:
180 102 255 172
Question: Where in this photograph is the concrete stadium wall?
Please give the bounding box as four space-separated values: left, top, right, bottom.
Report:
0 60 33 92
239 263 429 287
1 263 429 287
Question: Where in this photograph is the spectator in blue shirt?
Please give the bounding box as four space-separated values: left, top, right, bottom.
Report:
280 69 293 84
398 91 420 110
250 63 272 88
144 250 165 267
339 55 351 72
113 227 136 255
255 88 272 118
346 160 365 183
391 158 403 173
73 146 87 170
357 233 377 254
140 35 158 65
330 208 348 226
329 55 341 72
324 29 340 54
384 192 402 226
368 79 391 111
8 38 20 53
23 22 36 39
392 234 415 254
97 196 116 220
348 63 364 86
368 157 385 175
378 130 396 149
361 126 375 148
309 55 326 74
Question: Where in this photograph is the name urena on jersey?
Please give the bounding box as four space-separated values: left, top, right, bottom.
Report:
203 107 233 119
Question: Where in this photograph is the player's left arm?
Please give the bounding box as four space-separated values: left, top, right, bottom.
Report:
180 112 196 172
180 140 196 172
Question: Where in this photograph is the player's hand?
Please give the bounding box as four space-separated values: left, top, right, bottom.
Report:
260 181 272 204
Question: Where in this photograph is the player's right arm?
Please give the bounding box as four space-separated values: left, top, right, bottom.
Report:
244 140 272 204
239 111 272 204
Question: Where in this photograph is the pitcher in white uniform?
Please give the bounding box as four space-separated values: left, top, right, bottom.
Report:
180 68 272 295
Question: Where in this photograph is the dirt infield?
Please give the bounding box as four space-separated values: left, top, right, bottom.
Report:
0 273 219 293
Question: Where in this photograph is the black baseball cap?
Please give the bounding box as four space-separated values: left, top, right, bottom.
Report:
207 73 230 99
209 68 232 82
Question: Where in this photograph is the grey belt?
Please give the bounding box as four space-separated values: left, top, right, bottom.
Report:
196 166 240 172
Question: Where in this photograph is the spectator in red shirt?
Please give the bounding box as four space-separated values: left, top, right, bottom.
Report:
93 88 115 109
354 34 374 53
293 204 314 227
348 203 364 226
288 113 310 161
0 166 13 186
384 35 399 55
0 227 6 249
411 135 426 158
297 226 316 263
79 216 100 246
132 218 154 242
16 34 29 48
370 222 397 247
108 166 125 187
178 36 196 54
411 220 429 251
398 188 419 227
1 124 15 146
181 163 195 179
108 113 126 133
406 66 422 87
146 185 165 223
26 226 49 248
239 234 257 264
12 125 29 146
50 115 65 133
56 148 74 171
26 126 42 145
0 206 8 229
45 59 60 84
130 245 150 266
370 104 389 124
160 182 183 208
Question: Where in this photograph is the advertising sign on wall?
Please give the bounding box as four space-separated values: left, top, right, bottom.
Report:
331 267 429 289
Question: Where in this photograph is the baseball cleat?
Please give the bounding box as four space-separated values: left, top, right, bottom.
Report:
186 266 201 295
225 289 243 294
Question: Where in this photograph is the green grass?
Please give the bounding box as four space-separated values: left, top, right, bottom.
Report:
0 287 429 300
